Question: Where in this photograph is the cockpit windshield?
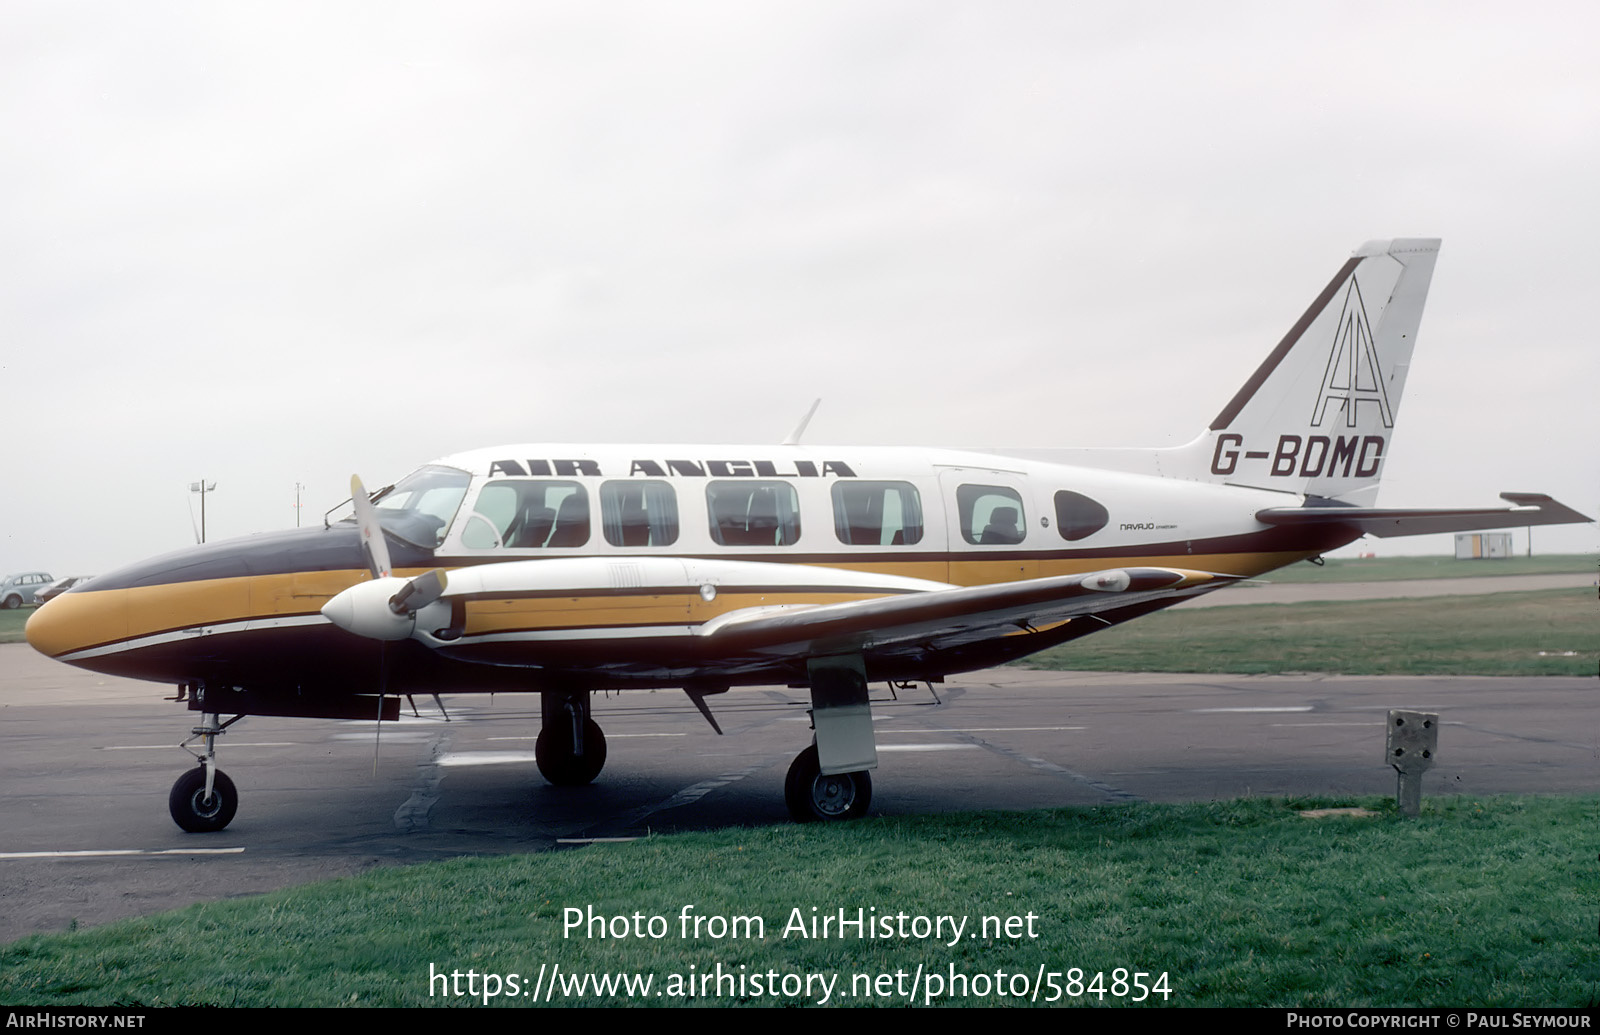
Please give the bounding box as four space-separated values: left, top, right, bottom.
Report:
368 465 471 547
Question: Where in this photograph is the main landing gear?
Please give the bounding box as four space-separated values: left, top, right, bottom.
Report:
532 682 878 822
784 744 872 822
169 710 241 833
784 655 879 823
536 690 607 786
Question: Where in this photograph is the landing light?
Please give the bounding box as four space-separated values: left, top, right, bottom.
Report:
1081 570 1131 593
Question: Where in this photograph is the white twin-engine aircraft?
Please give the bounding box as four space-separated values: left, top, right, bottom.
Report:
26 238 1590 832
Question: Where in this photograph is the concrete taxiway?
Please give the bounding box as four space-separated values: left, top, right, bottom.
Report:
1 635 1594 943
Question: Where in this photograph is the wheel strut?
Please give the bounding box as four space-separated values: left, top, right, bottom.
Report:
170 708 244 832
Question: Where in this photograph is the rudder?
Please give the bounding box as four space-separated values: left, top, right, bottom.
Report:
1177 238 1440 505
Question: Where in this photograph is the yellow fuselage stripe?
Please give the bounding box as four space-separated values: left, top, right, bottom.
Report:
29 548 1314 658
464 591 889 636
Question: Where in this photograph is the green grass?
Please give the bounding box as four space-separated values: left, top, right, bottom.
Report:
1260 553 1596 583
2 796 1595 1007
0 606 29 644
1024 588 1598 676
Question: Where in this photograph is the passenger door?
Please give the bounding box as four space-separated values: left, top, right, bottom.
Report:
936 468 1038 586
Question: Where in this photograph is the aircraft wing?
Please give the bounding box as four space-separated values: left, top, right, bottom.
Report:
692 567 1236 657
324 558 1237 672
1254 493 1593 538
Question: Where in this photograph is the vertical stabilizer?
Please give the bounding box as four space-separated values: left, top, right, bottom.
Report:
1174 238 1440 505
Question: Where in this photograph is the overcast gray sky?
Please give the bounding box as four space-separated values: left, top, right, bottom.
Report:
3 1 1596 575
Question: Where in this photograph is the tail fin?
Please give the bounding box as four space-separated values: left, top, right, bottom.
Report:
1176 238 1440 505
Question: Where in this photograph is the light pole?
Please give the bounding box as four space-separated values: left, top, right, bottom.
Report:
189 481 216 543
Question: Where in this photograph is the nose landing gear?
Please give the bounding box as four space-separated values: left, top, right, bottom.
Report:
170 710 242 833
169 766 238 833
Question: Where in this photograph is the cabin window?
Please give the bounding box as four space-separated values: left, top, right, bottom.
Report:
706 481 801 546
459 480 590 549
956 484 1026 545
372 464 471 547
1053 490 1109 541
832 481 924 546
600 481 679 547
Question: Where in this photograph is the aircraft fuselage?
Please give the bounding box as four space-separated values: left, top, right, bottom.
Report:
26 445 1344 697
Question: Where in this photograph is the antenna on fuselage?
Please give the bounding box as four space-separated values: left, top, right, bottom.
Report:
782 398 822 446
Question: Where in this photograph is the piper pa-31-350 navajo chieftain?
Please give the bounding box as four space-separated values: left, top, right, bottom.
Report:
26 238 1591 831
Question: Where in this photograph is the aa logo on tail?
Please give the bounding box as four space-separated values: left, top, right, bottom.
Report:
1310 278 1394 429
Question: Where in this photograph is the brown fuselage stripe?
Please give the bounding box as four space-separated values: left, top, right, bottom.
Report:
36 546 1322 658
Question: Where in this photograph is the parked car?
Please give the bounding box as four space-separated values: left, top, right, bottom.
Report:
1 572 55 608
34 575 91 605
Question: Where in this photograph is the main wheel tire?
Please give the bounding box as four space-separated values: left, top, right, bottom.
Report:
168 767 238 833
784 745 872 822
535 718 607 786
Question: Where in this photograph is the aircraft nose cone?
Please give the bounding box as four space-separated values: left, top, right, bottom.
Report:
23 601 56 654
25 591 126 660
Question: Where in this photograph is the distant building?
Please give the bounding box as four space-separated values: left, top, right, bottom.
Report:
1455 532 1514 559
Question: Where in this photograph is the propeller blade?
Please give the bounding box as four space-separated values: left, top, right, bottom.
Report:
350 474 392 580
389 569 448 615
375 643 388 778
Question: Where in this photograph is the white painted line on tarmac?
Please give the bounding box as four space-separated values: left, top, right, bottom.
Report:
1348 705 1450 712
435 752 540 767
330 732 435 742
1192 706 1315 713
876 744 980 752
1 848 246 860
878 726 1086 733
594 732 687 738
486 733 686 741
781 712 897 722
557 837 642 844
102 743 298 750
1271 722 1380 727
647 762 771 813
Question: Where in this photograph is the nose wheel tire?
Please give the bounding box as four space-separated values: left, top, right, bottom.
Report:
535 719 607 786
784 745 872 822
169 767 238 833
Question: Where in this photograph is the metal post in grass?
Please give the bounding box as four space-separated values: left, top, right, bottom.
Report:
1386 710 1438 818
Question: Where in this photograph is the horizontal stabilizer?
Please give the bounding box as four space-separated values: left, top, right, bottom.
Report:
1255 493 1593 538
